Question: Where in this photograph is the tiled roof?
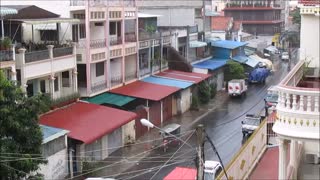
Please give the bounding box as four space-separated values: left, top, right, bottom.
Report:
232 21 242 31
211 16 233 31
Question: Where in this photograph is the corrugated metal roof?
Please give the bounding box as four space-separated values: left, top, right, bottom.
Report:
189 41 207 48
246 56 260 68
192 59 228 70
211 40 248 49
40 102 137 144
156 70 211 84
110 81 180 101
40 125 69 144
164 167 197 180
84 93 135 106
232 55 249 63
0 7 17 16
142 76 193 89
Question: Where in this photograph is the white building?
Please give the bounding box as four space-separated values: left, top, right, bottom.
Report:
273 0 320 179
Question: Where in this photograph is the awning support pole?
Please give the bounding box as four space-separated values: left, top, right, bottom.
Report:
1 18 4 40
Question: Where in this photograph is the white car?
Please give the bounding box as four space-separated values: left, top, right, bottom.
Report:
204 160 223 180
281 52 289 61
228 79 247 97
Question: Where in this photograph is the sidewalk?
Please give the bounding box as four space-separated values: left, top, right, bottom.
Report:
82 91 229 179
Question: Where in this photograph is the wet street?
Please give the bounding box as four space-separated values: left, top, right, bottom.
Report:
115 55 295 180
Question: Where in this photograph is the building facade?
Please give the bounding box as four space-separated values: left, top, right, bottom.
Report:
224 0 286 35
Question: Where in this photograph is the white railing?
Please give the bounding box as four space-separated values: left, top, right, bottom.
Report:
217 120 267 180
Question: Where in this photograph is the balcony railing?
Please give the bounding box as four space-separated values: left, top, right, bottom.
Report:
125 71 136 81
53 47 73 58
125 33 137 42
25 50 50 63
0 50 13 62
299 0 320 6
90 39 106 49
123 0 135 7
91 80 108 94
70 0 85 6
110 36 122 46
111 75 122 87
70 0 136 7
139 31 161 41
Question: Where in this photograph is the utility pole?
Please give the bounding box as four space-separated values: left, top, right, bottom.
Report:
196 124 205 180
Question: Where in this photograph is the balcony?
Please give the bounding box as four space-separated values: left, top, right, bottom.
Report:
16 45 76 80
125 33 137 43
91 80 108 94
299 0 320 6
110 36 122 46
273 61 320 140
90 39 106 49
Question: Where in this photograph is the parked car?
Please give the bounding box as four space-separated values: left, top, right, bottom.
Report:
241 114 263 137
204 160 222 180
228 79 248 97
264 86 279 107
281 52 289 61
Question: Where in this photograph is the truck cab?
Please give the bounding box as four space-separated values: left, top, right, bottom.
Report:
204 160 222 180
241 114 262 137
228 79 248 97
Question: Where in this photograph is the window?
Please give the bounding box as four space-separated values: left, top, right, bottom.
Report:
110 22 116 35
40 80 46 93
195 8 202 18
79 24 86 39
62 71 70 87
96 62 105 77
54 77 59 92
72 24 79 42
40 30 57 41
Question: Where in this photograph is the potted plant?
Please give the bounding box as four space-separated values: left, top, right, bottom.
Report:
0 37 12 50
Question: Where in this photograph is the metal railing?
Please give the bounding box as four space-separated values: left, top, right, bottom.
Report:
125 33 137 42
53 47 73 58
70 0 85 6
91 80 108 93
139 31 161 41
299 0 320 6
111 75 122 86
25 50 50 63
90 39 106 49
0 50 13 62
110 36 122 46
125 71 136 81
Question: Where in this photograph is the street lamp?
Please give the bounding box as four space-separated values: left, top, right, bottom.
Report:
140 119 194 149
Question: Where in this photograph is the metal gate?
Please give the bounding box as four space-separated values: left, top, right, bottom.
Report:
149 101 161 126
134 106 148 139
163 96 173 122
108 128 122 155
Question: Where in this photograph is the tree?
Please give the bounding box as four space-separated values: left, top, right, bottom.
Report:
292 8 301 26
0 71 50 179
224 61 245 82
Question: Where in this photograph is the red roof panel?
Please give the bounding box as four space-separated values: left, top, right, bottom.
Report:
110 81 180 101
164 167 197 180
156 70 211 84
211 16 233 31
40 102 137 144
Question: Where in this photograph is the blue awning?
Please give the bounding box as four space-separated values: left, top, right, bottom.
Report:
142 76 193 89
246 57 261 68
232 55 249 63
40 125 69 144
192 59 228 71
210 40 248 49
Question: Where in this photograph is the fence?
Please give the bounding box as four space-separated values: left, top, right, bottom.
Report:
217 119 267 180
90 39 106 49
0 50 13 62
25 50 50 63
91 80 108 94
53 47 73 58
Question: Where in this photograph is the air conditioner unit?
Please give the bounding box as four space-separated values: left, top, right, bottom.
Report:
305 154 319 164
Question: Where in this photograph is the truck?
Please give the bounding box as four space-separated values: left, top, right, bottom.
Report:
228 79 248 97
241 114 263 137
248 67 270 84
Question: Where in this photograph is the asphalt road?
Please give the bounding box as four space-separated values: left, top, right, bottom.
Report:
116 55 295 180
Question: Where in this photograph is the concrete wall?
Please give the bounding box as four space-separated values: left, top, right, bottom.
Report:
90 61 106 85
122 120 136 144
180 88 191 114
300 15 320 68
90 22 106 40
211 31 226 40
38 135 68 179
125 55 137 74
140 8 195 27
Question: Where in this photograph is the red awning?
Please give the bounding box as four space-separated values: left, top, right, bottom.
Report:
164 167 197 180
110 81 180 101
156 70 211 84
40 102 137 144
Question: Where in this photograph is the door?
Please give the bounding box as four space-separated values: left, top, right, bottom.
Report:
163 96 173 122
149 101 161 126
134 106 148 139
108 128 122 155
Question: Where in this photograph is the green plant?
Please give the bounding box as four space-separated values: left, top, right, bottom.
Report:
51 92 80 108
0 37 12 49
191 94 200 110
145 24 156 33
210 83 217 99
224 61 245 82
198 81 211 104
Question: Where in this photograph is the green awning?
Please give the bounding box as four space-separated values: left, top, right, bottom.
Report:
85 93 135 107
